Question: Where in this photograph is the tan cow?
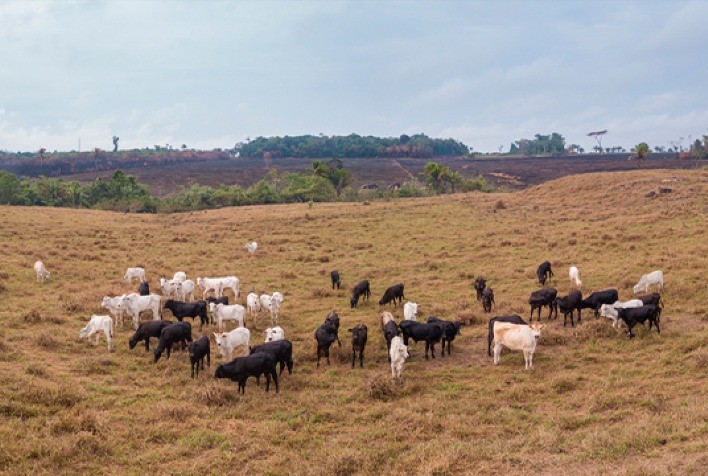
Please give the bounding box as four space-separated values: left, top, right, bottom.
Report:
493 323 544 370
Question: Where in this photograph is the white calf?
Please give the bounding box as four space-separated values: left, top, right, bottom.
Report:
245 241 258 255
34 260 50 283
633 270 664 294
600 299 644 329
100 295 126 327
260 294 278 324
403 302 418 321
160 278 178 299
213 303 245 331
175 279 195 301
221 276 241 298
389 336 409 381
569 266 582 289
172 271 187 283
265 326 285 342
213 327 251 361
79 315 114 351
247 292 260 320
120 293 161 329
197 277 223 299
124 267 145 283
493 323 544 370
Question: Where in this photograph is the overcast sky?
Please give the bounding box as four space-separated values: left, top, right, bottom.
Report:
0 0 706 153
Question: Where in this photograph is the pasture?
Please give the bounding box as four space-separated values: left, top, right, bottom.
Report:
0 169 706 474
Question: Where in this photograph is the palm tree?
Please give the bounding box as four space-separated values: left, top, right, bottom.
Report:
631 142 650 168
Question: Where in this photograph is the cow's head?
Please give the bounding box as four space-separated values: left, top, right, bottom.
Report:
529 323 544 340
214 364 225 378
264 328 274 342
350 297 357 308
78 325 89 340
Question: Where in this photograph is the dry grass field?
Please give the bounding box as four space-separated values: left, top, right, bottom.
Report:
0 169 706 475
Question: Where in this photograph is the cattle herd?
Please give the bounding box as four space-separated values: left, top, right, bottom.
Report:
32 254 666 395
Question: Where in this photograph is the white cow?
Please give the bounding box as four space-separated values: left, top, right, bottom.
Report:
381 311 395 327
160 278 178 299
79 315 114 351
403 302 418 321
175 279 195 301
265 326 285 342
197 277 222 299
493 323 544 370
260 294 278 324
213 303 245 331
246 292 261 320
124 267 146 283
34 260 50 283
172 271 187 283
120 293 161 329
245 241 258 255
389 336 409 381
100 295 126 327
600 299 644 329
213 327 251 361
569 266 582 289
633 270 664 294
220 276 241 298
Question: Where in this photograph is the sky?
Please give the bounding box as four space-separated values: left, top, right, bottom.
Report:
0 0 706 153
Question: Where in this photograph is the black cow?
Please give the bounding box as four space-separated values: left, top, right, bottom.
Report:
399 320 443 360
315 323 340 366
153 321 192 363
487 315 527 356
249 340 294 376
554 290 583 327
163 299 209 330
382 320 399 362
473 277 486 301
427 317 462 356
349 323 368 368
379 283 405 306
618 304 660 339
325 311 342 346
189 335 210 378
331 270 341 290
580 289 619 318
637 293 663 321
482 287 495 313
350 280 371 308
537 261 554 286
214 353 279 394
206 296 229 324
129 320 172 351
139 281 150 296
529 288 558 321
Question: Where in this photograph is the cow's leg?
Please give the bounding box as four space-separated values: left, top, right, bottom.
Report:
359 348 364 368
430 342 436 359
493 344 501 365
425 342 430 360
326 347 331 366
528 351 534 369
351 349 356 368
316 346 321 367
523 350 529 370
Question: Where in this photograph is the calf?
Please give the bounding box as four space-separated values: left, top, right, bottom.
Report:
34 260 51 284
427 317 462 356
79 315 114 351
382 320 399 362
206 296 229 319
129 320 173 351
245 241 258 255
121 293 161 329
529 288 557 321
473 276 486 301
189 335 210 378
349 323 368 368
487 315 527 356
554 290 583 327
315 323 339 367
213 303 245 331
482 287 495 313
172 271 187 283
350 279 371 308
138 281 150 296
403 302 418 321
213 327 251 361
123 267 145 284
399 320 443 360
379 283 405 306
569 266 582 289
618 305 661 339
214 353 278 394
331 270 341 290
245 293 259 321
600 299 644 329
264 326 285 342
101 295 126 327
633 270 664 294
325 311 342 347
537 261 553 286
580 289 619 318
153 321 192 363
493 323 544 370
637 293 663 321
163 299 208 330
174 279 196 302
250 340 294 376
389 336 409 381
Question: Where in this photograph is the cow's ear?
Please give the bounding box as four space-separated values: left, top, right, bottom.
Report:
348 328 353 332
540 325 545 330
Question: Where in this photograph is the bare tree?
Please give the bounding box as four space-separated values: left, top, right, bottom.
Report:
112 136 119 152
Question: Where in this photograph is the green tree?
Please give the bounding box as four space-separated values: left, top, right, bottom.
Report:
0 170 30 205
312 159 352 197
632 142 650 168
422 161 450 191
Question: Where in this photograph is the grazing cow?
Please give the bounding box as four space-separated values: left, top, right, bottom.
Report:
34 260 50 284
493 323 544 370
482 287 495 313
618 305 661 339
215 352 278 395
120 293 161 329
174 279 195 302
633 270 664 294
637 293 663 321
473 277 486 301
427 317 462 356
580 289 619 318
172 271 187 283
138 281 150 296
379 283 405 306
246 292 260 321
487 315 527 357
600 299 644 329
350 280 371 308
382 320 399 362
331 270 341 290
389 336 409 381
325 311 342 347
264 326 285 342
213 327 251 361
245 241 258 255
349 323 368 368
196 277 222 299
528 288 558 321
314 323 339 367
124 267 145 284
399 320 443 360
101 295 126 327
153 321 192 363
129 320 173 351
537 261 554 286
79 315 114 351
250 340 294 376
403 302 418 321
189 336 210 378
163 299 209 330
213 303 245 331
569 266 582 289
554 291 583 327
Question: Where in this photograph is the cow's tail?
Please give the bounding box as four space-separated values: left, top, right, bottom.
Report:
487 319 495 357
